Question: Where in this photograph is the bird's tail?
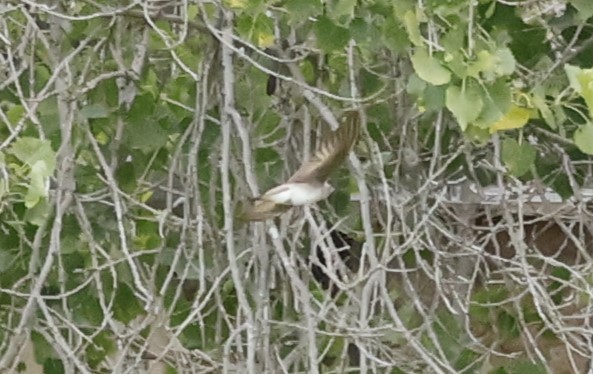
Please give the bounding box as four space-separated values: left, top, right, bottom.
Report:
237 198 292 222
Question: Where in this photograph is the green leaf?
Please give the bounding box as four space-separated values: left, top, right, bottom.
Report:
31 331 57 364
25 161 49 208
327 0 357 24
24 197 51 225
570 0 593 22
227 0 248 10
432 311 462 360
470 286 509 323
8 137 57 172
474 79 511 128
467 50 496 78
497 310 519 338
236 66 272 113
80 104 110 119
350 17 378 45
406 73 426 96
411 48 451 86
495 48 516 76
86 331 116 369
454 349 480 372
403 10 423 46
442 26 465 51
70 291 104 326
255 112 283 139
465 124 491 146
113 282 144 323
489 105 530 133
188 4 199 19
314 16 350 52
88 77 119 108
446 83 483 130
467 48 515 80
359 68 382 96
501 138 536 177
128 92 156 120
381 16 409 53
34 64 52 92
115 161 137 193
574 122 593 155
444 51 467 79
565 64 583 92
549 267 571 304
423 84 446 111
38 98 61 138
506 360 547 374
179 323 202 349
8 137 56 209
255 147 280 163
532 87 556 129
321 335 345 362
43 358 65 374
551 173 573 200
135 220 162 250
0 250 16 273
285 0 322 20
235 13 275 48
565 64 593 118
126 119 168 153
328 188 351 216
6 105 25 125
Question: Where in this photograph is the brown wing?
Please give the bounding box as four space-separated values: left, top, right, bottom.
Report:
287 110 360 184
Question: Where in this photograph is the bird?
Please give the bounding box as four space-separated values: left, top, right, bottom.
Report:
242 111 361 221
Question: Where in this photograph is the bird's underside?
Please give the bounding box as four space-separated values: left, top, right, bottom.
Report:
242 110 361 222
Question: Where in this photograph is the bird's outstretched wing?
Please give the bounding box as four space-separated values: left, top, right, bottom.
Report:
242 110 361 221
287 110 360 184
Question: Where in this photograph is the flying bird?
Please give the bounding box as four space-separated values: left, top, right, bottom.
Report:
242 111 361 221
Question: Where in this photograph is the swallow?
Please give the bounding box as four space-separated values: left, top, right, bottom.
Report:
243 111 360 221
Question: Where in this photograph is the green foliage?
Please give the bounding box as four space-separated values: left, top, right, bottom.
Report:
43 359 65 374
314 16 351 53
80 104 110 119
86 331 116 369
411 48 451 86
492 360 548 374
470 286 510 324
501 138 536 177
565 64 593 118
446 82 484 131
31 331 58 366
475 79 511 128
113 282 144 323
6 137 56 208
574 122 593 155
284 0 323 21
1 0 592 371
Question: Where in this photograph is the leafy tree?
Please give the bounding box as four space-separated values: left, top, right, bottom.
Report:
0 0 592 372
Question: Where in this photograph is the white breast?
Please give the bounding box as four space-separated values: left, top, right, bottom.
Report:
262 182 334 206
